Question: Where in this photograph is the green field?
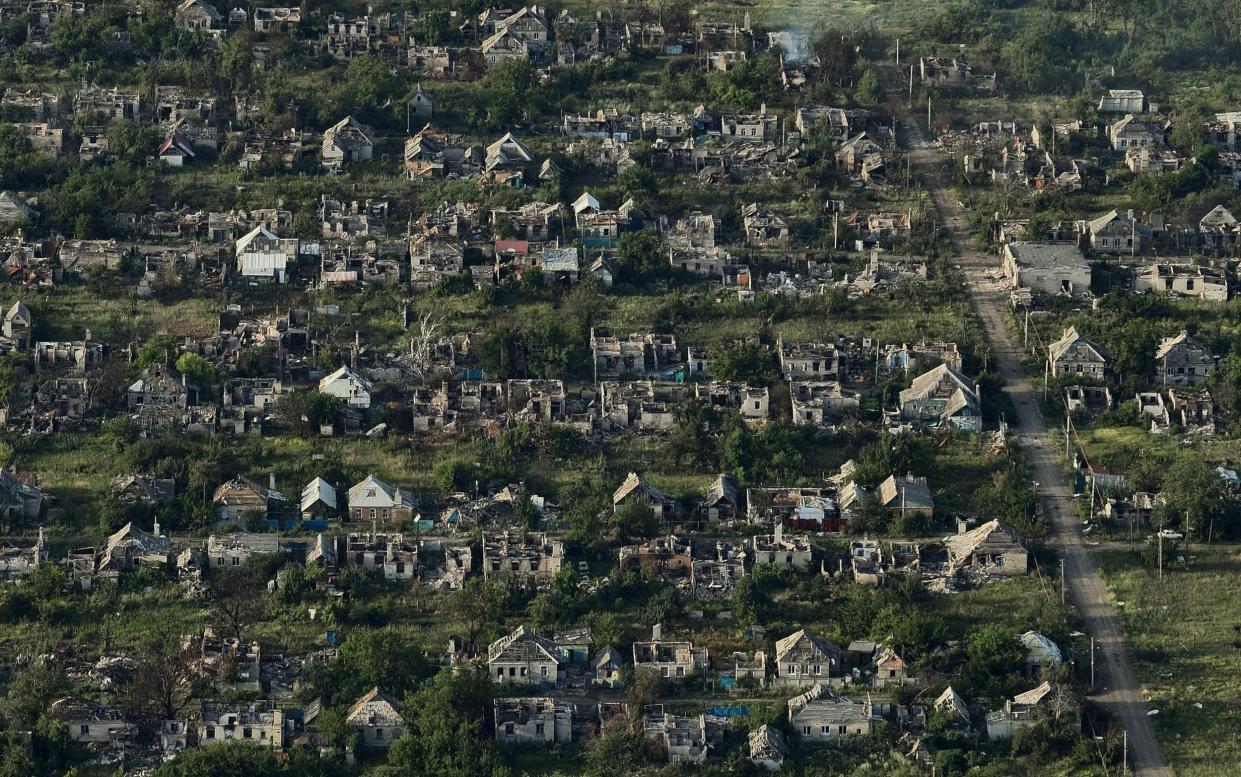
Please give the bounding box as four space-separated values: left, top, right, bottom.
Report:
1097 547 1241 777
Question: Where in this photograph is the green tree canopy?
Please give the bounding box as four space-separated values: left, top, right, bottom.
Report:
175 353 221 389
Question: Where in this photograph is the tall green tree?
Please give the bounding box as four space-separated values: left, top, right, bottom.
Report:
856 69 882 106
176 353 221 389
382 669 507 777
481 57 539 127
615 229 665 282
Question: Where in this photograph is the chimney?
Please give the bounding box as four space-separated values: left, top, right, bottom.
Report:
652 623 662 641
269 473 276 492
956 517 969 535
153 517 161 536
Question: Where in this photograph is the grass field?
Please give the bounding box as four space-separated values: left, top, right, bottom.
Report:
1096 547 1241 777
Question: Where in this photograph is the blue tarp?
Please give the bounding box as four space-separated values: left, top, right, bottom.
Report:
709 706 750 718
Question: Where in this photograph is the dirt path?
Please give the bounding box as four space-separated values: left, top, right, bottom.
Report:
898 116 1173 776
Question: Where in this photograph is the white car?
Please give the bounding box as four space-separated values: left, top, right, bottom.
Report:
1156 529 1183 540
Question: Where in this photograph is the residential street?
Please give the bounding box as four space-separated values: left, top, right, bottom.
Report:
901 117 1174 776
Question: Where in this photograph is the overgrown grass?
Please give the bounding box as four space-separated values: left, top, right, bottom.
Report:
1096 547 1241 777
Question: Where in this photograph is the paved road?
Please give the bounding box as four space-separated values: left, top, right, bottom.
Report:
900 118 1172 776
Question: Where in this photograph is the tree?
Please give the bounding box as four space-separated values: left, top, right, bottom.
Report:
312 708 358 753
0 124 29 168
135 335 178 369
617 165 658 202
518 266 545 296
124 626 207 726
218 30 254 93
175 352 220 389
476 324 520 379
668 400 720 469
1157 452 1230 539
708 52 782 111
896 508 930 536
872 605 947 662
1213 354 1241 423
273 389 343 436
0 661 64 730
708 342 779 384
1000 13 1077 94
0 739 34 777
453 578 510 655
481 57 540 127
960 624 1026 704
0 14 28 48
847 491 891 535
615 229 665 282
812 29 859 85
974 468 1039 539
234 344 279 378
585 723 646 777
24 563 69 601
1168 116 1207 152
384 668 505 777
560 277 606 339
151 743 285 777
856 69 882 106
325 55 403 125
208 557 271 640
476 316 586 380
612 501 659 543
625 668 664 708
731 573 765 626
588 611 624 648
105 120 162 166
0 351 25 408
335 627 429 700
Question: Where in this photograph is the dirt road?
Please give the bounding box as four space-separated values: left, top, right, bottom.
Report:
900 118 1173 776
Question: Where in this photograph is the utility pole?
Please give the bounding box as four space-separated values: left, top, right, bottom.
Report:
926 95 931 130
1060 558 1065 604
1090 636 1095 687
1065 414 1071 460
908 65 914 103
1123 729 1128 775
895 37 900 67
1158 529 1163 581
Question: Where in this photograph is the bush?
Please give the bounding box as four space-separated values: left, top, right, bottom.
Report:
433 458 473 493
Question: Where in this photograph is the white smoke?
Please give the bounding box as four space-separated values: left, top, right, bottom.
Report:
769 30 811 63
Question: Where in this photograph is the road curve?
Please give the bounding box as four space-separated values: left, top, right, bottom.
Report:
900 117 1173 776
